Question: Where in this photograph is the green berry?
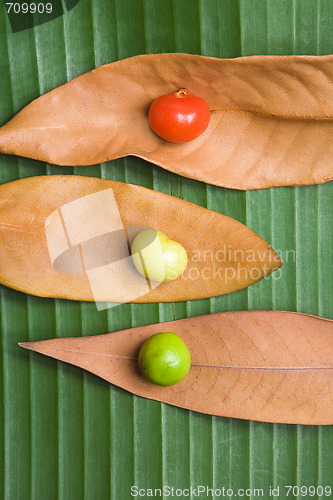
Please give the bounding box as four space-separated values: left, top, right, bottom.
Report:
138 332 191 386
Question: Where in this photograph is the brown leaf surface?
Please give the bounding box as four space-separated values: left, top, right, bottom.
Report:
0 175 280 302
19 311 333 424
0 53 332 189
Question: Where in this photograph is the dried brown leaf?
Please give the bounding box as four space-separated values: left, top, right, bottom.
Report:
19 311 333 424
0 53 332 189
0 175 280 302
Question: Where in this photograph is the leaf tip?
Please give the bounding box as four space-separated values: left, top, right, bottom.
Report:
18 342 35 351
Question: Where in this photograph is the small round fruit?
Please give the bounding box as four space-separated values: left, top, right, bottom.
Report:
148 88 210 143
138 332 191 386
131 229 188 282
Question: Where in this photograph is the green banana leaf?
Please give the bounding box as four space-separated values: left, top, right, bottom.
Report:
0 0 332 499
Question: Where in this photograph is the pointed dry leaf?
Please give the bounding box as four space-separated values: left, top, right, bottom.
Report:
0 53 332 189
0 175 280 302
19 311 333 424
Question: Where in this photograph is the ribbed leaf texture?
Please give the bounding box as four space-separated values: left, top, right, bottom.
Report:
0 0 332 499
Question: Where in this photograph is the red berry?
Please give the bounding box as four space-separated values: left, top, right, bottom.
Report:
148 89 211 143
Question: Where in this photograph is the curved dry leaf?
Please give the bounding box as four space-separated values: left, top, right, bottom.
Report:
0 175 280 302
19 311 333 424
0 53 333 189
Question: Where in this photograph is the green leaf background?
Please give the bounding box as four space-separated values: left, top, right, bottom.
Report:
0 1 332 499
